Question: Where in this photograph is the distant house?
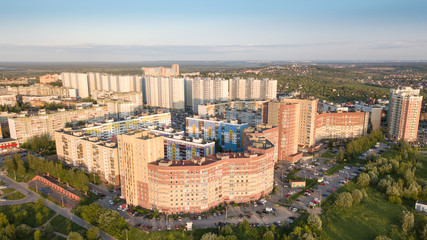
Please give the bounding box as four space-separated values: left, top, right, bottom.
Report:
289 179 306 188
415 201 427 213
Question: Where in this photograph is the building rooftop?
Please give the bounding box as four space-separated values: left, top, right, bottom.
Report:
151 152 261 167
246 124 276 134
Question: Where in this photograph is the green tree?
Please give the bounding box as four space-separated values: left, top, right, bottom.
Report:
43 222 54 239
34 229 42 240
357 173 370 187
201 232 218 240
0 212 9 228
337 148 344 162
16 224 32 239
86 226 99 240
328 140 333 149
291 226 303 238
97 210 127 238
67 232 84 240
166 232 176 240
307 214 322 231
221 226 233 236
351 189 363 204
35 198 45 211
263 231 274 240
35 212 44 225
4 224 17 240
375 236 392 240
401 210 414 234
335 192 353 208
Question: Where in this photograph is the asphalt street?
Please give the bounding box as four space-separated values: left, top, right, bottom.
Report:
0 174 116 240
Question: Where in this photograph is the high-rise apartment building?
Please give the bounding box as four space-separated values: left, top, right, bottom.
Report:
229 78 277 101
144 76 185 110
387 87 423 141
55 130 120 185
83 113 171 140
267 102 302 162
280 98 318 148
191 78 229 112
118 131 165 208
61 72 90 98
8 106 110 143
63 72 143 98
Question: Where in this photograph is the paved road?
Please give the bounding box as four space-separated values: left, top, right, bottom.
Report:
0 174 116 240
0 174 39 205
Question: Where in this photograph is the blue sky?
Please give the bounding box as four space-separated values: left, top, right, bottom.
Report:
0 0 426 61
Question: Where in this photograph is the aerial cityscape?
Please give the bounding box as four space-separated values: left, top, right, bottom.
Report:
1 1 427 240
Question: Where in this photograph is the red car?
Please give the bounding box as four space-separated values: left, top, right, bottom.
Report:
312 201 318 204
285 194 290 197
321 183 326 186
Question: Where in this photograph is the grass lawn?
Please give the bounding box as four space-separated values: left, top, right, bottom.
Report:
5 190 26 200
127 227 228 240
0 202 56 228
325 165 344 176
320 182 427 240
0 188 16 196
321 150 336 159
287 170 302 180
51 214 87 236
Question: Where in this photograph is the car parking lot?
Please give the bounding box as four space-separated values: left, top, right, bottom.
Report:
93 151 363 231
272 155 363 210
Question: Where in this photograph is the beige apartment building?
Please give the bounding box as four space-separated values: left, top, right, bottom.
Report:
388 87 423 142
118 131 165 209
0 95 17 106
314 111 370 142
280 98 318 148
8 105 110 143
55 129 120 185
2 84 74 98
267 101 302 162
115 130 275 214
142 64 180 77
147 151 274 214
39 74 59 84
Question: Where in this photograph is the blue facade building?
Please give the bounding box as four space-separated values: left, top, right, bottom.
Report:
186 117 248 152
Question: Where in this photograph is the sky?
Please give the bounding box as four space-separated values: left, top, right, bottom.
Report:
0 0 426 61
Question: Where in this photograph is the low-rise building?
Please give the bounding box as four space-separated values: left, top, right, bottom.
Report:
415 200 427 213
39 74 60 84
289 179 306 188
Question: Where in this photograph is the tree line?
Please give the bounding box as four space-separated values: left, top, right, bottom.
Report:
27 154 89 192
345 130 384 160
20 134 56 156
3 153 89 192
